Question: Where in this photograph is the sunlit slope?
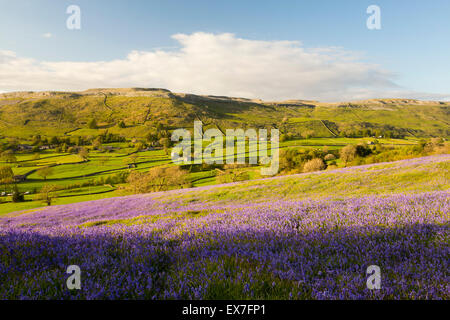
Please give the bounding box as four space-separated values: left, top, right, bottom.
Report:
1 155 448 299
4 154 448 219
0 89 448 138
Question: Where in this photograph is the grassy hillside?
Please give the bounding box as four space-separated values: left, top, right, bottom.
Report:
157 154 450 204
1 88 448 215
1 155 448 299
5 154 448 217
0 135 430 215
1 88 449 138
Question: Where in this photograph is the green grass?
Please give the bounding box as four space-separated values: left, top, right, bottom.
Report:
279 137 417 148
0 186 123 216
156 156 450 205
1 90 447 215
1 91 448 139
0 135 430 215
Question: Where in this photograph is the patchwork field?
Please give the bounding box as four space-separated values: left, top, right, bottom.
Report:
0 134 431 215
1 155 448 299
2 89 449 216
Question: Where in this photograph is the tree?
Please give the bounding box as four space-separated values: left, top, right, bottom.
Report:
92 137 102 150
88 118 98 129
279 149 309 173
125 166 189 193
340 145 357 166
50 136 60 145
147 166 189 192
217 164 250 183
303 158 326 172
159 137 170 154
0 165 14 193
355 143 372 157
36 166 54 180
126 171 148 194
36 184 58 206
158 137 169 146
12 185 24 203
146 132 158 145
135 142 145 151
1 150 17 163
156 122 165 131
0 166 23 202
301 130 314 139
31 135 42 146
79 147 89 161
130 153 139 164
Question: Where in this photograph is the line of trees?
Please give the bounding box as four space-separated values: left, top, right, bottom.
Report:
0 166 23 203
126 166 191 193
279 137 448 174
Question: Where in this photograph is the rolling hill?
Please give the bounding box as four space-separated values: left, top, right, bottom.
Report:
1 155 448 299
0 88 449 139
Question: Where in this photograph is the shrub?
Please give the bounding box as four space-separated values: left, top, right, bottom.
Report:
0 150 17 163
36 166 54 180
88 118 98 129
355 143 372 157
340 145 357 165
0 165 14 187
217 164 250 183
303 158 326 172
279 149 309 173
12 186 24 203
126 166 189 193
35 184 58 206
324 153 336 161
78 147 89 160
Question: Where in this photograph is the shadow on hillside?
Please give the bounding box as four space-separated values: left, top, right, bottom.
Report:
0 222 447 299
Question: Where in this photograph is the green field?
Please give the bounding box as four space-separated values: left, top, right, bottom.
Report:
1 89 449 139
0 136 428 214
1 89 448 215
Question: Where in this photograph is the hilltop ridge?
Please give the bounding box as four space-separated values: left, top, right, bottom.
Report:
1 88 449 106
0 88 449 139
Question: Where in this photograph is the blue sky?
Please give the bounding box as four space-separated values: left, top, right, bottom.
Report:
0 0 449 101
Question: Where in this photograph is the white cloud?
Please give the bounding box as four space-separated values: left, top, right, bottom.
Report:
42 33 53 38
0 32 448 101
